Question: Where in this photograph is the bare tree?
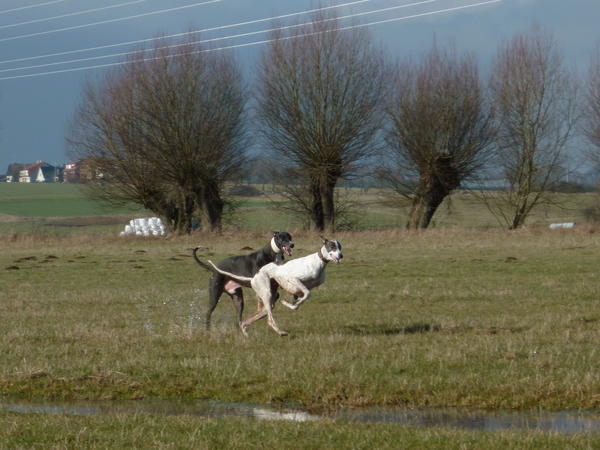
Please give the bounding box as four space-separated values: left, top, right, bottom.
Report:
381 42 495 229
68 35 247 233
69 70 189 231
255 11 387 232
583 45 600 164
484 26 578 229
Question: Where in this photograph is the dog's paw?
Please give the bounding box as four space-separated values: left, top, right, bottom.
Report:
278 330 289 337
281 300 298 310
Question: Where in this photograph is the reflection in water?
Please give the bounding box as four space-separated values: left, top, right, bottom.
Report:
2 398 600 434
337 407 600 434
0 399 319 423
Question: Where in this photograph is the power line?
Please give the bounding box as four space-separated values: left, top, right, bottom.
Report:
0 0 371 66
0 0 65 16
0 0 503 81
205 1 503 53
0 0 148 31
0 0 443 74
0 0 222 43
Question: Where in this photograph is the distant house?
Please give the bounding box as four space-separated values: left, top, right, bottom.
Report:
63 162 80 183
63 160 101 183
19 169 31 183
5 161 62 183
2 161 102 183
6 163 23 182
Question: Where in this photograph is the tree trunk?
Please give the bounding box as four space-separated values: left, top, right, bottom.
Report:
320 179 336 232
406 155 459 229
309 181 325 232
198 182 224 232
406 185 447 229
509 196 530 230
169 192 194 234
309 175 337 232
144 192 189 234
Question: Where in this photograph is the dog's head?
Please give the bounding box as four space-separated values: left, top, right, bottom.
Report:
320 236 343 263
273 231 294 256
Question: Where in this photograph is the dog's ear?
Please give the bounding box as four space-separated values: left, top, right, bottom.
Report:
272 231 279 236
320 235 328 244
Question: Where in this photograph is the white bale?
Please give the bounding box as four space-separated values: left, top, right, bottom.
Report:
549 222 576 230
121 217 167 237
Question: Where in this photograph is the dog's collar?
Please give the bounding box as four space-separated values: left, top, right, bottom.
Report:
271 237 282 254
319 248 330 264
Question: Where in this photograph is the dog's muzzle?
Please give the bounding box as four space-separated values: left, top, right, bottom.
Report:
283 243 294 256
331 252 343 263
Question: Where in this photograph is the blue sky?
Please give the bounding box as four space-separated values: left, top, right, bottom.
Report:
0 0 598 172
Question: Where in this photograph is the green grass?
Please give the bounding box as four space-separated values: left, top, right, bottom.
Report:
0 183 143 217
2 229 600 412
2 184 600 446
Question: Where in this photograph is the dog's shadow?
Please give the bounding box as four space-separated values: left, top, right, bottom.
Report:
343 322 441 336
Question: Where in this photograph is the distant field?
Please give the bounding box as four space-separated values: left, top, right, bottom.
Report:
0 182 597 236
0 183 142 217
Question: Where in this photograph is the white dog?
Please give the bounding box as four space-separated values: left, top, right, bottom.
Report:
208 237 343 336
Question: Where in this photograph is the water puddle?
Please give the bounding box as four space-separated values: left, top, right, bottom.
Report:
0 399 318 423
2 398 600 434
338 407 600 434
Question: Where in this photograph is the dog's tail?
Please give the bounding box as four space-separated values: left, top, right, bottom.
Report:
192 246 216 273
207 260 253 283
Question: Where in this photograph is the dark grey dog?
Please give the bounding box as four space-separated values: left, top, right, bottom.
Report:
193 231 294 329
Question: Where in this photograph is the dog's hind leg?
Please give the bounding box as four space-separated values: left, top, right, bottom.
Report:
262 293 288 337
243 273 287 336
229 288 244 327
239 304 266 337
205 275 224 330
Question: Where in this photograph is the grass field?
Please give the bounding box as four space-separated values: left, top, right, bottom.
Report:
0 183 145 217
2 183 600 447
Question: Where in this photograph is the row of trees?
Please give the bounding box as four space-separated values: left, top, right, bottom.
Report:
67 11 600 233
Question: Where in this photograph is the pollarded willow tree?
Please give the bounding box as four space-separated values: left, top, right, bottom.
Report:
484 26 578 229
68 35 248 233
381 42 495 229
583 45 600 164
255 11 387 232
581 45 600 221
